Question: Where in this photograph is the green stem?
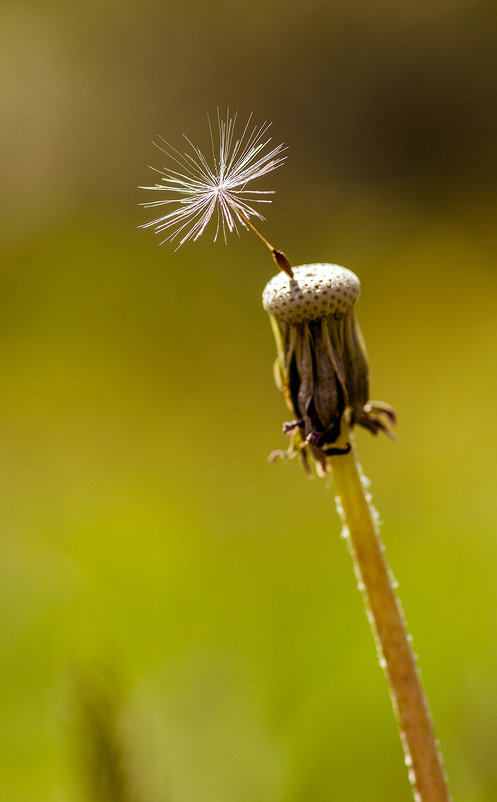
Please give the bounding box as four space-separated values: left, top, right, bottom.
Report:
329 439 451 802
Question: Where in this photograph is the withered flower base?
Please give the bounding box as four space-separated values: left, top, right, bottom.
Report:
262 264 396 475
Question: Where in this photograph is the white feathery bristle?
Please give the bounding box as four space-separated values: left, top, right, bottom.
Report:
262 264 361 324
139 111 286 247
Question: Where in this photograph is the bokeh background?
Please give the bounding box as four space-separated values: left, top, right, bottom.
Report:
2 1 497 800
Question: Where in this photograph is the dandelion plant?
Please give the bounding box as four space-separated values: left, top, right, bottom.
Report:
140 112 452 802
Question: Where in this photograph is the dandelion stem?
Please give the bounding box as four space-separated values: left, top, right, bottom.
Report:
239 212 293 278
329 438 451 802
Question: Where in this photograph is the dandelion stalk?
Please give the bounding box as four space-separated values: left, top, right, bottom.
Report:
262 263 451 801
330 440 451 802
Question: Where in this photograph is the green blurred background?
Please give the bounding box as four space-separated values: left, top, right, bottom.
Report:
2 1 497 800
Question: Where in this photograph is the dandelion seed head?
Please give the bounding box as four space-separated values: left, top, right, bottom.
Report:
139 111 287 248
262 264 361 324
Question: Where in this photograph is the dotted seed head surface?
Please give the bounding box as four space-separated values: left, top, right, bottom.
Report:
262 264 361 324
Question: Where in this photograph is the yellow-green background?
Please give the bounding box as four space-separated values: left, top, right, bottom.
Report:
2 1 497 800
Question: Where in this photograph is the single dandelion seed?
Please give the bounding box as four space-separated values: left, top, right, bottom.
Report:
139 110 293 276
